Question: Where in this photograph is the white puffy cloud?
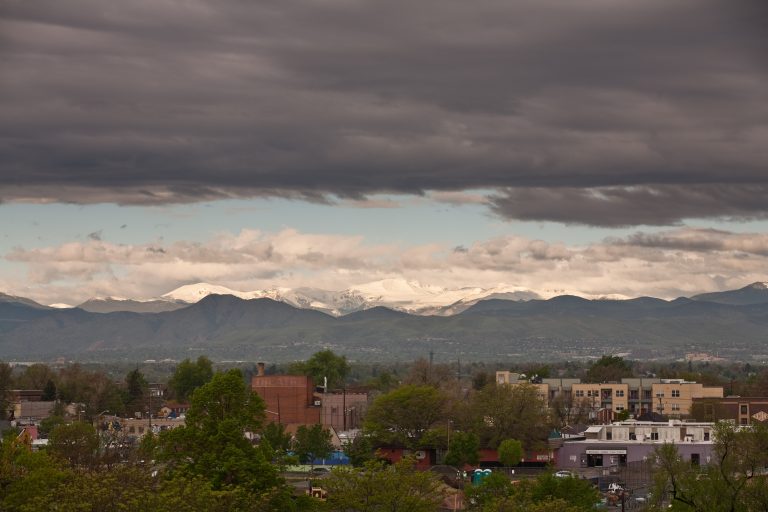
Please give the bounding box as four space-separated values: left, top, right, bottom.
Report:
3 227 768 305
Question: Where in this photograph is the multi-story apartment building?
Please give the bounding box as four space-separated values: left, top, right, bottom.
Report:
651 379 723 417
572 383 630 414
496 371 724 419
494 371 579 406
622 378 660 416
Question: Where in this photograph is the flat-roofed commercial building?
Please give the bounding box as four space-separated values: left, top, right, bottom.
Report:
651 379 723 417
691 396 768 425
555 420 715 469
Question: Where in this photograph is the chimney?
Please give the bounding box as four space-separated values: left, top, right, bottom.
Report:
257 362 265 377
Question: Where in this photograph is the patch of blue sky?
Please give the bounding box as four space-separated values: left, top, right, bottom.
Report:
2 197 765 259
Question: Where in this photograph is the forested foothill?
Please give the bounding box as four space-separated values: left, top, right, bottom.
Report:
2 353 768 510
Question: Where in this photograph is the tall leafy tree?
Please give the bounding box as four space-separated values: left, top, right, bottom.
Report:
468 471 600 511
0 362 11 420
125 368 148 417
344 433 375 467
497 439 523 467
444 431 480 467
364 385 448 449
41 379 57 401
651 422 768 511
290 349 349 390
156 370 282 496
15 363 57 390
262 422 292 454
324 458 443 512
293 424 333 464
584 355 633 383
48 422 100 469
468 383 548 450
169 356 214 400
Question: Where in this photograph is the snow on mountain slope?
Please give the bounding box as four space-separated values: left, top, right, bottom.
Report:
154 279 627 316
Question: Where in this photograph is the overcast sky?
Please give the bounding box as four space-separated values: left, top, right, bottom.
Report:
1 0 767 304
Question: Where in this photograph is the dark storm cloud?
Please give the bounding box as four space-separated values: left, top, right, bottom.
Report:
1 0 767 225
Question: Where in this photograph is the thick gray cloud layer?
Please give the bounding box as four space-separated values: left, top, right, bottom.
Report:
1 0 767 225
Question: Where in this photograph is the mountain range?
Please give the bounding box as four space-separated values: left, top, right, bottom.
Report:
1 282 767 362
73 279 613 316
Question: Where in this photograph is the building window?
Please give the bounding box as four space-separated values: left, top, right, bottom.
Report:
741 418 749 425
740 405 748 414
576 390 584 397
616 390 625 397
630 390 639 400
704 432 710 441
606 432 612 440
651 432 659 441
656 392 665 398
672 390 680 398
643 390 652 400
671 403 680 411
615 406 625 411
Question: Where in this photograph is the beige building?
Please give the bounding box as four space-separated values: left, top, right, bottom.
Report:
572 383 630 413
495 371 579 406
496 371 724 419
651 379 723 417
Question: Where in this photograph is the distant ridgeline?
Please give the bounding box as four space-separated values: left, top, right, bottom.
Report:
1 283 767 362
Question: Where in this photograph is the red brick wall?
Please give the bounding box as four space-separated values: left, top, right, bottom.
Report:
251 375 320 425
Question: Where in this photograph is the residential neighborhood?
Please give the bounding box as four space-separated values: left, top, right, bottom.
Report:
3 353 768 510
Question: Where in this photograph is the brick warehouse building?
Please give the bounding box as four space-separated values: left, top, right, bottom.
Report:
691 397 768 425
251 367 321 426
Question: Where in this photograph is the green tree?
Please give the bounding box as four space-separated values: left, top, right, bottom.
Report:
497 439 523 467
344 433 375 467
364 385 448 449
48 422 100 468
169 356 214 400
366 371 398 393
445 431 480 467
468 383 548 450
156 369 282 495
38 415 66 438
262 422 293 454
650 422 768 511
0 362 11 420
125 368 148 416
0 430 70 511
290 349 350 390
293 424 333 464
41 379 57 401
468 470 600 511
584 355 633 383
15 363 57 390
324 458 443 512
56 364 125 419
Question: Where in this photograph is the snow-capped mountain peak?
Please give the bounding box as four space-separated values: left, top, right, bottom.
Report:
161 283 256 302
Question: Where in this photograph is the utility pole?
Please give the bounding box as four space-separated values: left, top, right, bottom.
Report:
148 384 152 432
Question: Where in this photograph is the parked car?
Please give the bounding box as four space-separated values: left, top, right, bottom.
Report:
555 470 577 478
